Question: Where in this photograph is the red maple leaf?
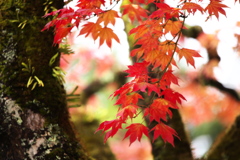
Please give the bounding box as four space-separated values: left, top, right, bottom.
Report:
75 9 103 22
161 88 186 105
125 61 149 79
42 8 75 44
96 119 125 143
76 0 105 9
132 82 160 96
150 122 179 146
123 123 149 146
144 98 175 122
110 82 133 98
117 105 139 120
151 3 182 20
162 70 179 85
42 10 61 19
158 70 179 89
54 22 74 44
115 92 143 107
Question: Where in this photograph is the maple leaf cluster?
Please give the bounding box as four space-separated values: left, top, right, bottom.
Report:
42 0 230 146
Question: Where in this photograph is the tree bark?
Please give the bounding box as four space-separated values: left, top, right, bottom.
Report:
0 0 91 159
205 115 240 160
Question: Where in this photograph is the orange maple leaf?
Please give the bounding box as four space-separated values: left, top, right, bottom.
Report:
79 22 102 40
130 20 163 40
130 47 145 61
96 10 120 26
144 49 159 64
97 27 120 48
137 35 160 52
160 40 178 55
182 2 204 15
164 20 183 36
154 52 175 70
204 0 228 19
149 40 178 69
150 122 179 146
178 48 201 68
124 123 149 146
121 4 148 23
142 42 178 70
130 23 150 40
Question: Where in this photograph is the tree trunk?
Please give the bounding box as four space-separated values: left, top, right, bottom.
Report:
205 115 240 160
147 110 193 160
0 0 91 159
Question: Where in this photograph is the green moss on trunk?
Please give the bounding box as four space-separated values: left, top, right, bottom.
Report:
0 0 91 159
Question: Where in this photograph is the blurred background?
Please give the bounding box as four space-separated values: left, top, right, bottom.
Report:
61 0 240 159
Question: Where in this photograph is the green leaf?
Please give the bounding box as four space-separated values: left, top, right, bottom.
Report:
34 76 44 87
27 76 33 88
49 53 59 66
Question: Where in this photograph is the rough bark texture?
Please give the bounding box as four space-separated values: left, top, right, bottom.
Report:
0 0 91 159
205 115 240 160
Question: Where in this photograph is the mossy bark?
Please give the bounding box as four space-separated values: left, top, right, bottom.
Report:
0 0 91 159
205 115 240 160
